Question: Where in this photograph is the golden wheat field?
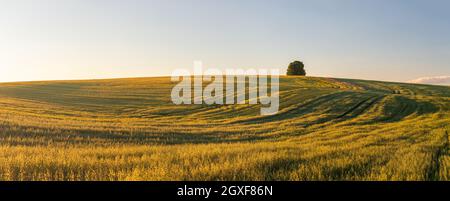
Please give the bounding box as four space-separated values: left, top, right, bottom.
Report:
0 76 448 181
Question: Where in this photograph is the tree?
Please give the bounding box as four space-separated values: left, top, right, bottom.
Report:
286 61 306 76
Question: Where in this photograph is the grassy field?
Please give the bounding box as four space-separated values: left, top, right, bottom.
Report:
0 76 448 181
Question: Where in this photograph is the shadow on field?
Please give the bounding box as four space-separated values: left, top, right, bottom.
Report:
376 96 439 123
230 92 346 125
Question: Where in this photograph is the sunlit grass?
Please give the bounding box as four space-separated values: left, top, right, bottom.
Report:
0 76 448 180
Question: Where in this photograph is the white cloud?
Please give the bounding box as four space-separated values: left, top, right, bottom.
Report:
409 76 450 85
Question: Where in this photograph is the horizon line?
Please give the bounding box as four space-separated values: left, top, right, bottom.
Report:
1 75 448 87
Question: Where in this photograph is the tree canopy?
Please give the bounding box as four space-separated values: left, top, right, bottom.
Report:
286 61 306 76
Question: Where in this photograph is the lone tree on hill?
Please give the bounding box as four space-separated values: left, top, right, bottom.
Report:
286 61 306 76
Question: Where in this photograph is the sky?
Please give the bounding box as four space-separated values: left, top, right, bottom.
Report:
0 0 449 84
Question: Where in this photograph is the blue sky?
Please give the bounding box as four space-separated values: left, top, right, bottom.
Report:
1 0 449 83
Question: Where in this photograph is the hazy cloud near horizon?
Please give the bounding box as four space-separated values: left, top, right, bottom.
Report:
409 76 450 85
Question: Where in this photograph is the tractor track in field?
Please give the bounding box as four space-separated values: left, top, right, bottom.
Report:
336 95 384 119
229 91 347 124
427 131 449 181
381 96 420 122
298 94 385 128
